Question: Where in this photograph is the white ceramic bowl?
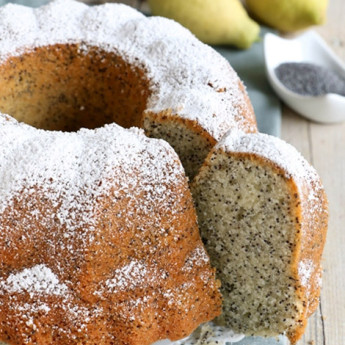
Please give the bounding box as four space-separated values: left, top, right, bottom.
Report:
264 30 345 123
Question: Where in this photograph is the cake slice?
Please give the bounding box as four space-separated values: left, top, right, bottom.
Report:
191 130 328 344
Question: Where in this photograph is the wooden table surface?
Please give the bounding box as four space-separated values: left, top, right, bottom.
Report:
281 0 345 344
114 1 345 344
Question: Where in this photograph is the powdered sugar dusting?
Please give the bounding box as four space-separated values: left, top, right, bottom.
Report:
105 260 147 291
183 245 210 272
0 112 220 343
298 260 315 288
0 114 183 232
0 111 189 334
0 0 255 140
0 265 68 296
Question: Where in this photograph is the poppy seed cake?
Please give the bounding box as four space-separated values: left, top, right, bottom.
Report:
191 130 328 344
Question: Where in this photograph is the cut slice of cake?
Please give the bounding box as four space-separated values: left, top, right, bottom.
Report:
191 130 328 344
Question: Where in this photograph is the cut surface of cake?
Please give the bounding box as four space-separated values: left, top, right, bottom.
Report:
191 130 328 344
0 114 221 345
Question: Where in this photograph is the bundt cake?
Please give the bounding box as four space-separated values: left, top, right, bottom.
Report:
0 114 222 345
0 0 256 181
191 130 328 344
0 0 328 344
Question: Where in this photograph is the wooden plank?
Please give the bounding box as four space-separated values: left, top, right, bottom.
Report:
308 0 345 344
308 120 345 345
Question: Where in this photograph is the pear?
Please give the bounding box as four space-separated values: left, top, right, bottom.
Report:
245 0 328 32
148 0 260 49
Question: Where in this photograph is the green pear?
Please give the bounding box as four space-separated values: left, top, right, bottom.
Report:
148 0 260 49
245 0 328 32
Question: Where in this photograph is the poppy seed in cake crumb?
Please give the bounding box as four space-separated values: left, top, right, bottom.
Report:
191 130 327 342
275 62 345 97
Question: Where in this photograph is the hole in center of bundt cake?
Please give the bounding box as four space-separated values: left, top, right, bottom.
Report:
0 44 151 131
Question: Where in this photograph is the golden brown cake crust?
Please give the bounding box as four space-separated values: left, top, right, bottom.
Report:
287 172 328 344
